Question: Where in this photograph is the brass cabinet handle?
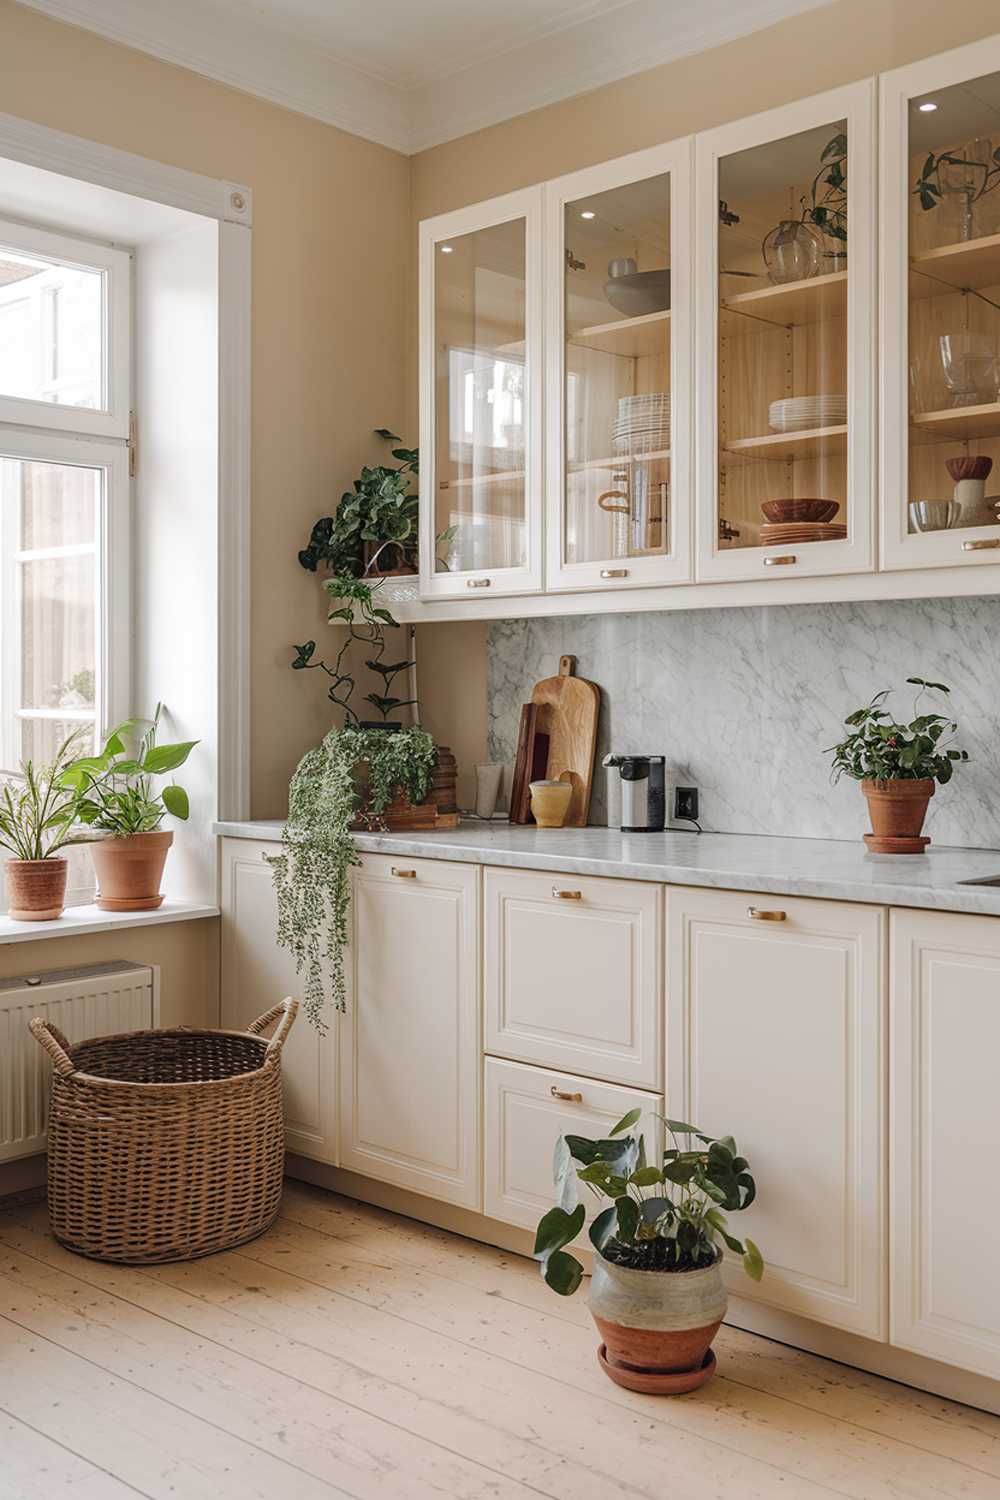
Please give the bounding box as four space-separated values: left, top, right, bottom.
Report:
600 568 629 579
763 554 797 566
552 888 582 899
466 577 492 588
391 867 417 878
963 538 1000 551
748 907 787 921
551 1086 583 1103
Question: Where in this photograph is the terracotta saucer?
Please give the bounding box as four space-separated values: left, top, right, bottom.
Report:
596 1343 717 1395
863 833 931 854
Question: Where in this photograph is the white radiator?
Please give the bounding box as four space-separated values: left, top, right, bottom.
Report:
0 961 155 1162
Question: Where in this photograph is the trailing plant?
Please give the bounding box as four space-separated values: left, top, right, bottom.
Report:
63 706 197 835
0 727 92 861
826 677 968 785
292 576 416 724
533 1111 764 1297
801 131 847 245
268 724 437 1028
915 143 1000 213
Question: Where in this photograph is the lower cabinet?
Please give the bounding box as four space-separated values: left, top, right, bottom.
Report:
667 886 886 1339
891 908 1000 1379
484 1055 662 1238
339 853 481 1208
220 838 339 1164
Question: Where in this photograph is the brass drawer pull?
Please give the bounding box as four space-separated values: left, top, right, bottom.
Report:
601 568 629 579
552 888 582 899
748 907 787 921
551 1086 583 1103
763 554 796 566
391 867 417 878
467 577 492 588
963 538 1000 551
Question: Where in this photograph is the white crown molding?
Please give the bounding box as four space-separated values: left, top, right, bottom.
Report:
14 0 834 155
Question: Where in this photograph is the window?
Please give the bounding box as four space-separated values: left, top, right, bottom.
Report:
0 217 130 776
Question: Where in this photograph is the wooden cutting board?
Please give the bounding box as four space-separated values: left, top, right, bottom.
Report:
529 655 600 827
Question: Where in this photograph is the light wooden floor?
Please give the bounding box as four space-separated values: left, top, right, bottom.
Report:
2 1184 999 1499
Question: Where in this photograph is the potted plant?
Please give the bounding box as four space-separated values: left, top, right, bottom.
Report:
63 707 197 910
534 1111 763 1395
0 728 91 921
826 676 968 853
298 428 421 580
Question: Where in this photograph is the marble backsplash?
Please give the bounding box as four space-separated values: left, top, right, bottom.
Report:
487 597 1000 849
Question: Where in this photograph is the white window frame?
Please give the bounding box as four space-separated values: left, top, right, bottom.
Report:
0 215 131 439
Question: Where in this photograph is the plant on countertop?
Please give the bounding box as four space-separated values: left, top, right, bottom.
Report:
63 706 197 832
826 677 967 786
268 723 437 1029
0 727 92 861
534 1111 763 1296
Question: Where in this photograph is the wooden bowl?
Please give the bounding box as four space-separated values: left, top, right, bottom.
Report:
760 498 840 524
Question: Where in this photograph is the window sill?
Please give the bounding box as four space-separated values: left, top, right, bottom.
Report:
0 900 219 945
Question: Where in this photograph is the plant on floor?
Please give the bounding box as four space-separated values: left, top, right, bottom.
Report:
268 723 437 1028
63 706 197 833
534 1112 763 1297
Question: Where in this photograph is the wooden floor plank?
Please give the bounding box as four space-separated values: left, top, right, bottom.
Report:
0 1407 150 1500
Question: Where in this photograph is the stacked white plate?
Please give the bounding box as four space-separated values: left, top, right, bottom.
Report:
612 392 670 456
769 395 847 433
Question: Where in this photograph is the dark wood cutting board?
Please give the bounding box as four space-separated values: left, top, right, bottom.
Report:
529 656 600 827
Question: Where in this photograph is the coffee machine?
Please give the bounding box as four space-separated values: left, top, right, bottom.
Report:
602 754 666 833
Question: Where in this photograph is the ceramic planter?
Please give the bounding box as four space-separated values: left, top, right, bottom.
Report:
861 778 934 854
4 858 68 921
589 1252 727 1394
90 830 173 911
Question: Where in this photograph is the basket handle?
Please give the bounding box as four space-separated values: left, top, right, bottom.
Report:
29 1018 77 1077
246 998 299 1066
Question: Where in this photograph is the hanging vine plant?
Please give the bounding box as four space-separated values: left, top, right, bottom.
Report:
268 723 437 1029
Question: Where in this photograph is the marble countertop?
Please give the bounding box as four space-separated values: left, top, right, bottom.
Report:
215 820 1000 916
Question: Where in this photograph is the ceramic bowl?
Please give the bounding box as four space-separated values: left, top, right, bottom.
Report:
909 499 960 532
604 270 670 317
761 499 840 524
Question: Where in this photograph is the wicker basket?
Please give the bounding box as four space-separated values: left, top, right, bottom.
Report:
30 999 298 1264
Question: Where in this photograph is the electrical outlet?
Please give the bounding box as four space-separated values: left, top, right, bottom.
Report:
674 786 699 822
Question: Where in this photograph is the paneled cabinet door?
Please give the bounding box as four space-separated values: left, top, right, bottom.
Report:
484 866 662 1089
695 80 876 582
220 838 338 1165
419 186 544 600
340 854 480 1207
891 909 1000 1378
881 37 1000 572
544 139 693 591
667 886 886 1338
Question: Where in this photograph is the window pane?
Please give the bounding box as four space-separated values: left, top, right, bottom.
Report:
21 457 97 549
21 554 96 712
19 716 95 768
0 247 103 411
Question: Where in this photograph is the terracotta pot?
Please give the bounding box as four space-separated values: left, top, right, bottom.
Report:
4 858 68 921
90 830 173 911
861 778 934 854
589 1252 727 1395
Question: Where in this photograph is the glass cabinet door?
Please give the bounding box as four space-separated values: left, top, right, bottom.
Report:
697 83 874 581
546 142 692 591
882 41 1000 571
419 188 543 599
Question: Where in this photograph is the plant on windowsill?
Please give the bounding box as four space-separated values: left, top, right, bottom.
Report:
826 676 968 854
0 727 93 921
62 706 198 910
534 1111 763 1395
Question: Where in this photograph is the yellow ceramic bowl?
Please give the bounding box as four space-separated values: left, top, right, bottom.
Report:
529 779 573 829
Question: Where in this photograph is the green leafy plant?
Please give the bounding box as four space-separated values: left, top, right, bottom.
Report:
268 724 437 1028
802 131 847 245
826 677 968 785
297 429 420 579
915 144 1000 213
63 706 197 835
533 1112 764 1297
292 576 416 724
0 727 93 861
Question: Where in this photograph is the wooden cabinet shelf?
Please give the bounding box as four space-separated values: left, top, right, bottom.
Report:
570 308 670 358
723 424 848 461
721 270 847 333
911 402 1000 441
910 233 1000 297
439 468 525 490
568 447 669 473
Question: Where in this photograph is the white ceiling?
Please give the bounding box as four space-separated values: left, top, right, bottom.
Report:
15 0 836 154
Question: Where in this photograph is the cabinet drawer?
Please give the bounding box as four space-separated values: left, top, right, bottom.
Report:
484 866 662 1088
484 1056 662 1236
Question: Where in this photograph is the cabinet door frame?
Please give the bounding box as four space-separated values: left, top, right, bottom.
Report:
667 886 887 1339
880 36 1000 573
543 138 694 592
695 79 877 583
419 185 545 600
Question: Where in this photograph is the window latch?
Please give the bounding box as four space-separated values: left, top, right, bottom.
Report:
128 410 137 479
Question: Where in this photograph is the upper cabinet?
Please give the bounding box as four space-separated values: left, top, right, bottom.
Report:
695 82 876 582
881 37 1000 571
544 141 693 591
419 186 544 599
